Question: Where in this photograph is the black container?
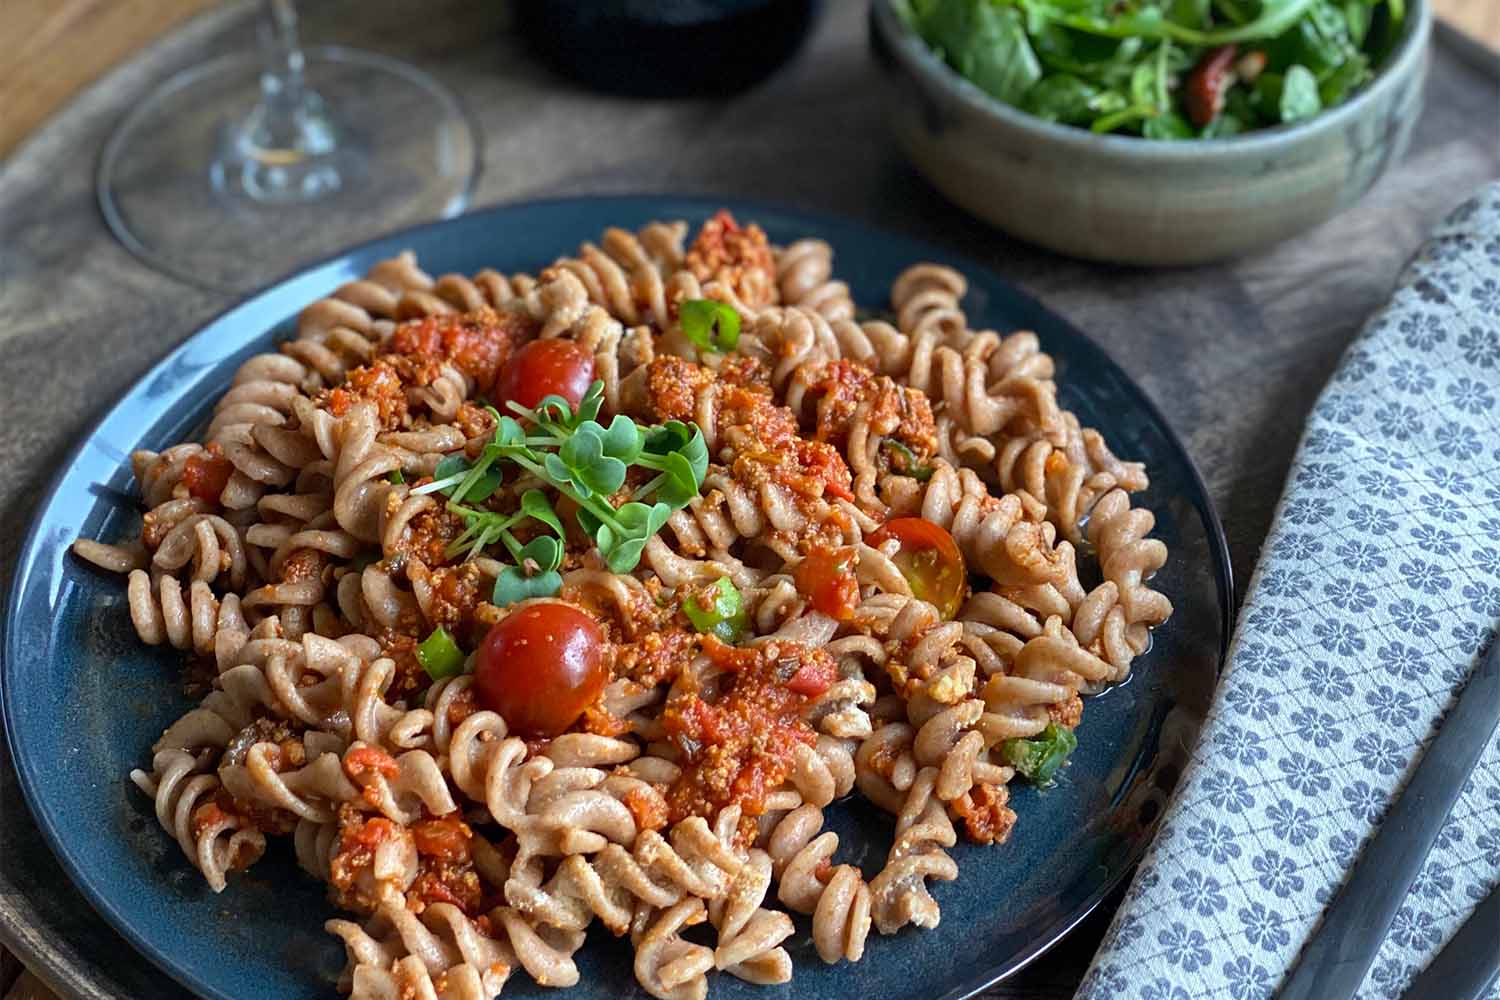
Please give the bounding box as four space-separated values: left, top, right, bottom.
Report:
515 0 822 97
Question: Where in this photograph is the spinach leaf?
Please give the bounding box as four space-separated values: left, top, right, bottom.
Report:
1144 111 1194 139
1319 51 1369 105
917 0 1043 106
1280 64 1323 122
1024 74 1102 124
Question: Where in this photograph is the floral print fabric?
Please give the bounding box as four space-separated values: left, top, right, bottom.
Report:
1077 185 1500 999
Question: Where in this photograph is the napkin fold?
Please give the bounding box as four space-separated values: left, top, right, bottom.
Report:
1076 183 1500 1000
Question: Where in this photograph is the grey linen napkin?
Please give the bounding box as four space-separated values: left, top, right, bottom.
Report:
1075 183 1500 1000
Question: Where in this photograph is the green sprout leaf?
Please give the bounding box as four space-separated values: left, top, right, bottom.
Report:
517 534 563 574
644 451 704 509
644 420 709 483
615 501 671 537
436 381 704 580
494 416 529 449
493 566 563 606
520 489 565 538
559 424 628 496
604 539 646 574
575 380 605 426
600 414 645 465
680 299 741 353
416 452 503 503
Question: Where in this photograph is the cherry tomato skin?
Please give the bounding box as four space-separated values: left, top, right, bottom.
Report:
491 339 595 412
867 518 966 619
793 544 860 621
474 602 607 737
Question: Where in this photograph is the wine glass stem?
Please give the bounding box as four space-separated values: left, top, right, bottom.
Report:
212 0 342 204
256 0 312 153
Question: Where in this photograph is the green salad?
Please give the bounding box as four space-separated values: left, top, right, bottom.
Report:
898 0 1406 138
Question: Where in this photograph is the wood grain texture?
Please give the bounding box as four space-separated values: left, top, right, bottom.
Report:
0 2 1497 1000
0 0 210 159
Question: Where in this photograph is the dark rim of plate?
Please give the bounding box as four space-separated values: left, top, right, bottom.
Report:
2 192 1235 1000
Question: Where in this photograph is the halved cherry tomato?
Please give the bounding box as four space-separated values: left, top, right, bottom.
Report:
794 544 861 622
474 601 607 737
867 518 966 619
491 339 595 412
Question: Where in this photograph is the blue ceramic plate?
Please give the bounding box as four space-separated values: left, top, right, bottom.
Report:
3 196 1231 1000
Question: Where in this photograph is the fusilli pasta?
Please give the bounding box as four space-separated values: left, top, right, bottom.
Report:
73 212 1172 998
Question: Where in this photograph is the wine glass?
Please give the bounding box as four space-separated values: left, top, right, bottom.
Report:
97 0 480 294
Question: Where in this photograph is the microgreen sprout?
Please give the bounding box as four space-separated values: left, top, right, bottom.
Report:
417 379 708 597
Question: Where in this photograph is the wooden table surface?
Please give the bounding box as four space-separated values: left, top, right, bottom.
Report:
0 3 1497 1000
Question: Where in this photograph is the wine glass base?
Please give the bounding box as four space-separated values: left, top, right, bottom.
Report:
98 46 481 295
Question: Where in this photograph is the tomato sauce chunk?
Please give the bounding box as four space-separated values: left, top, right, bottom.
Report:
182 444 234 503
794 543 860 622
661 637 835 836
685 209 778 310
389 307 532 393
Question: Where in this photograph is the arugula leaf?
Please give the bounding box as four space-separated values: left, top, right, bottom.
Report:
1318 51 1369 105
1023 75 1102 125
1143 111 1194 139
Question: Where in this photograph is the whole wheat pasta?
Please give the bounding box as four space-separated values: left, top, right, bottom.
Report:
70 211 1173 999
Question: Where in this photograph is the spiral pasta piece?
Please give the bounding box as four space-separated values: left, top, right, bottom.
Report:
130 749 266 892
775 239 853 321
759 802 872 963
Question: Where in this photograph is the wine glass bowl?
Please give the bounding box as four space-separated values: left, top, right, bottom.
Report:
97 5 480 294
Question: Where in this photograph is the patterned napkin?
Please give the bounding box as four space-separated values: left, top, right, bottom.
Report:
1076 184 1500 1000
